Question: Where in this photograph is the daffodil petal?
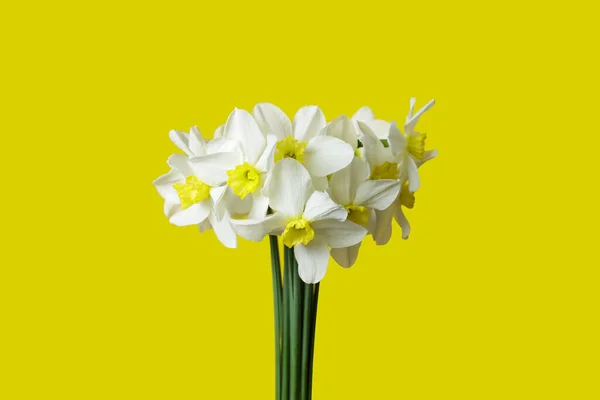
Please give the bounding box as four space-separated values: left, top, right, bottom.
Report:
355 179 401 211
323 115 357 150
394 207 411 240
153 169 184 203
303 191 347 222
163 201 180 218
264 158 314 218
209 211 237 248
255 134 278 172
206 138 239 155
293 106 326 142
388 121 406 158
407 157 420 193
328 157 368 206
295 239 330 284
231 213 287 242
213 124 224 139
303 136 354 177
373 203 395 245
330 242 361 268
369 119 391 139
249 192 269 220
169 129 191 156
188 126 206 156
253 103 292 140
167 154 194 176
190 152 241 187
224 108 266 165
351 106 375 123
404 99 435 135
311 220 367 248
169 201 210 226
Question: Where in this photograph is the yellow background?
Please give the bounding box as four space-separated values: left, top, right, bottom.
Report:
1 1 598 398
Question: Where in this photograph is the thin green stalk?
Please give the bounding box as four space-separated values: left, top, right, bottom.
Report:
269 236 283 400
300 282 313 400
307 283 320 400
288 246 301 400
282 245 292 400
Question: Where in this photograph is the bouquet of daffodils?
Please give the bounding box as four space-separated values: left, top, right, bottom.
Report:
153 100 436 399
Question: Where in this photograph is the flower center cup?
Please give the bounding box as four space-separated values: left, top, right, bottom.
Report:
370 161 399 180
173 176 211 209
281 217 315 247
274 137 307 163
400 181 416 208
345 204 370 227
407 132 427 160
227 162 261 199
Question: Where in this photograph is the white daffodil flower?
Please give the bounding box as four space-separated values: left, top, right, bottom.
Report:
153 153 240 248
355 99 437 193
231 159 367 283
327 157 401 268
252 103 354 190
192 108 277 220
353 99 437 245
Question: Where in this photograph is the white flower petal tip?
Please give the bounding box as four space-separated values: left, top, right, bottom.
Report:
331 243 361 268
295 240 330 284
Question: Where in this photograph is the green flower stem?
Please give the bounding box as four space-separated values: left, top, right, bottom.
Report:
288 246 301 400
307 283 320 400
269 236 283 400
282 245 292 400
300 282 313 400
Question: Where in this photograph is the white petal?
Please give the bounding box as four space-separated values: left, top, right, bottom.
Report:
303 191 347 222
189 126 206 156
190 152 241 187
373 203 396 245
388 121 406 158
404 99 435 135
312 220 367 248
164 201 180 218
153 169 184 203
198 218 211 233
255 134 277 173
210 185 227 205
370 120 391 139
355 179 401 210
231 213 287 242
209 211 237 248
169 202 210 226
330 242 361 268
213 125 224 139
323 115 357 150
206 138 239 155
328 157 368 206
224 187 253 217
366 208 377 234
253 103 291 140
394 207 411 240
351 106 375 122
295 239 330 284
264 158 314 218
407 157 420 192
224 108 266 165
357 122 394 167
416 149 438 168
167 154 194 176
312 175 329 191
249 192 270 220
293 106 326 142
303 136 354 177
169 130 191 156
407 98 417 120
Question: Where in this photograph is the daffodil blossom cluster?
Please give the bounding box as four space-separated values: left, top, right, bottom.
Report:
153 100 436 283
